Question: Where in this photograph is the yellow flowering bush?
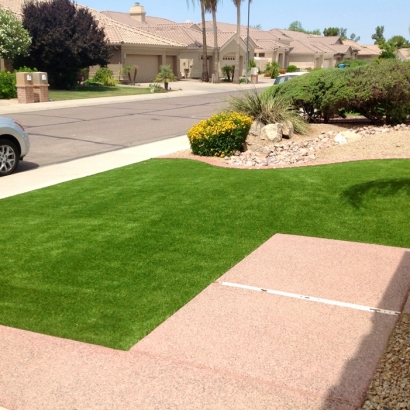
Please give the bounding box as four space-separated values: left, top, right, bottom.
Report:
187 111 253 157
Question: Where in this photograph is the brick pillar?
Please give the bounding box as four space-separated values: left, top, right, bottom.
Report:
16 85 35 104
34 84 49 102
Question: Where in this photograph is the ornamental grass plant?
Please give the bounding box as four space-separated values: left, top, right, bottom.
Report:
188 112 253 157
227 88 309 134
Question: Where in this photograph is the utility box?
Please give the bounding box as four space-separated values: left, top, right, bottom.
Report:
32 72 49 103
16 72 35 104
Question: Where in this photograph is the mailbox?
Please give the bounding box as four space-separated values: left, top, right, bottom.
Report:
32 72 48 85
16 72 34 86
16 72 35 103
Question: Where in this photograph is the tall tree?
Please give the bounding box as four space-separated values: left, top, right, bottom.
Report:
388 35 410 48
16 0 110 89
288 21 320 35
349 33 361 42
371 26 386 45
187 0 209 82
232 0 243 84
323 27 340 37
0 9 31 61
200 1 210 82
204 0 221 83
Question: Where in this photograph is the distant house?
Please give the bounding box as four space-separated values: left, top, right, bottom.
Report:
0 0 384 82
397 48 410 61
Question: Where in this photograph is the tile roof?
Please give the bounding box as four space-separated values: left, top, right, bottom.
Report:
342 39 380 56
90 11 185 47
397 48 410 61
101 10 174 27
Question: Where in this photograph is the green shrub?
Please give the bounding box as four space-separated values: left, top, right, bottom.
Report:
0 71 16 99
83 79 103 86
0 67 38 99
286 65 298 73
222 65 234 82
92 67 117 86
268 60 410 125
228 88 309 134
148 83 165 93
187 112 253 157
265 61 280 78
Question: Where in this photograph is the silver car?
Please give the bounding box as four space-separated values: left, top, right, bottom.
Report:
0 116 30 176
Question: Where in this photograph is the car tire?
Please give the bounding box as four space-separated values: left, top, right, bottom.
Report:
0 139 20 177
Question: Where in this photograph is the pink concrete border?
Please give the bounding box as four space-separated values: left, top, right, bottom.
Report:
157 154 410 169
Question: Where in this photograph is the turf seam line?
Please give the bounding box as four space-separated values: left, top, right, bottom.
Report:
220 282 400 316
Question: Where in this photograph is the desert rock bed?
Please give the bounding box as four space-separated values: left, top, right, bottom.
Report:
163 122 410 167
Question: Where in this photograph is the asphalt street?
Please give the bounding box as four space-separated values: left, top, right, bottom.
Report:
5 90 241 172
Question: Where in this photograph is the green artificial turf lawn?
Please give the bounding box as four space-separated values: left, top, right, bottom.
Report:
1 159 410 350
49 86 152 101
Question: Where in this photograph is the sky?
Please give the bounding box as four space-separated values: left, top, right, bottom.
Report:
78 0 410 45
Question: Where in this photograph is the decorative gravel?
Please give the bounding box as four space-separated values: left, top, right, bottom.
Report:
361 314 410 409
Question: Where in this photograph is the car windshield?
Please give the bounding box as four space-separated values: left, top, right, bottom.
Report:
273 75 298 85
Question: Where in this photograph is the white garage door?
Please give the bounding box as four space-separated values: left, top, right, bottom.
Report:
126 55 160 83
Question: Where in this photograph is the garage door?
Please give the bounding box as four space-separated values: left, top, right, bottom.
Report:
126 55 160 83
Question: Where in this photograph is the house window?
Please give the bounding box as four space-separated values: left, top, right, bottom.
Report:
259 53 265 57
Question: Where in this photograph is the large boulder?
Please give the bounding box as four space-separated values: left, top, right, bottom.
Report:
261 123 283 142
281 120 294 139
248 120 264 137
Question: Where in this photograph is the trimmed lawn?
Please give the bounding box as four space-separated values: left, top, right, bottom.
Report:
49 86 153 101
1 159 410 350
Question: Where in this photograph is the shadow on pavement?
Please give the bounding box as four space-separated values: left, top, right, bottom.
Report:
15 160 40 174
320 250 410 409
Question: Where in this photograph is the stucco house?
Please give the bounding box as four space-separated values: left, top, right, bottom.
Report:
0 0 384 82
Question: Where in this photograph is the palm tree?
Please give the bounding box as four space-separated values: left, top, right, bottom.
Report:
154 65 177 90
187 0 209 82
200 0 210 82
204 0 220 83
232 0 244 84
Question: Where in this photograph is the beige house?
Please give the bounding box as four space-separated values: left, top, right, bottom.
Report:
0 0 384 82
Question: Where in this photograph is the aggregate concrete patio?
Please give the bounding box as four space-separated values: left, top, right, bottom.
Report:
1 234 409 409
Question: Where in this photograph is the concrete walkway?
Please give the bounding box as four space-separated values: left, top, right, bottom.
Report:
1 235 409 409
1 77 410 409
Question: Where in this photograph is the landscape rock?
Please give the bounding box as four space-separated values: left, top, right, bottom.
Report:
281 120 294 139
341 130 362 143
334 134 348 144
224 122 410 168
248 120 264 137
261 123 283 142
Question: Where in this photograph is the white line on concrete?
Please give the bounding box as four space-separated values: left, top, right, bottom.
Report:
220 281 400 316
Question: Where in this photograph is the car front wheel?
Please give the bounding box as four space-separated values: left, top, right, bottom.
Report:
0 139 19 176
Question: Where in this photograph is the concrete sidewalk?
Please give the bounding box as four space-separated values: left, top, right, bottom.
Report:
1 234 409 409
0 135 190 199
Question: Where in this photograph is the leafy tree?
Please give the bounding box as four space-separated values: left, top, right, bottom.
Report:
252 24 262 30
15 0 110 89
379 41 398 59
323 27 340 36
372 25 386 45
388 35 410 48
349 33 361 42
288 21 320 35
0 9 31 61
